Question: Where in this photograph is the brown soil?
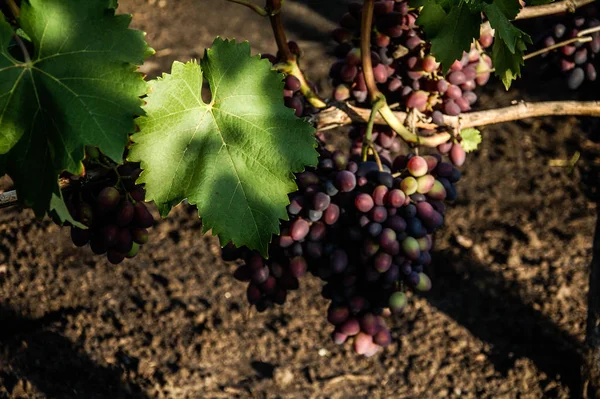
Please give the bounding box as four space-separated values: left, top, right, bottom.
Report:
0 1 598 398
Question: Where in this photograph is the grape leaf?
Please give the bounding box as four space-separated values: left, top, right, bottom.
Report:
128 38 318 256
0 0 151 218
418 3 481 70
487 0 521 20
482 0 531 89
415 0 447 39
492 37 527 89
459 128 482 153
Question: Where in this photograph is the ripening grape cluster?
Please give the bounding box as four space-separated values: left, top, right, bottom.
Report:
64 162 154 264
329 0 493 116
540 4 599 89
222 245 303 312
223 147 462 356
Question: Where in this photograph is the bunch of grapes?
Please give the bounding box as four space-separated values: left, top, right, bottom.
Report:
330 0 493 116
64 157 154 265
226 247 304 313
539 4 599 89
222 144 463 356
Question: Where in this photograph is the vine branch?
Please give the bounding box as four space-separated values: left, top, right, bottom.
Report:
266 0 294 62
515 0 595 20
316 101 600 131
523 36 592 62
4 101 596 210
360 0 379 104
262 0 326 108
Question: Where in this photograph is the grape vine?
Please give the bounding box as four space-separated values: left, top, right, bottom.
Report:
1 0 600 392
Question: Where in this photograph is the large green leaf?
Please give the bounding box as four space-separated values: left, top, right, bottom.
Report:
0 0 151 220
128 38 318 256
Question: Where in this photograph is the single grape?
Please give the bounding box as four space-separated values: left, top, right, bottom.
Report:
133 202 154 228
450 143 466 167
328 306 350 325
355 193 375 212
291 219 310 241
131 228 149 244
389 291 407 312
568 67 585 89
107 250 125 265
71 227 90 247
97 187 120 211
116 200 134 227
126 242 140 258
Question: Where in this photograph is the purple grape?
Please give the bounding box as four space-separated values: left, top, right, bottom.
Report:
355 193 375 212
291 219 310 241
107 250 125 265
97 187 120 211
71 227 90 247
444 100 461 116
116 200 134 227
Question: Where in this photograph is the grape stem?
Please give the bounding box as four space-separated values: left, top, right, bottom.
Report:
265 0 294 62
361 98 385 162
523 36 592 63
226 0 269 16
484 34 594 75
316 100 600 131
6 0 20 19
360 0 451 148
515 0 595 20
360 0 379 104
263 0 326 109
274 61 327 109
13 33 31 64
368 143 384 172
578 25 600 38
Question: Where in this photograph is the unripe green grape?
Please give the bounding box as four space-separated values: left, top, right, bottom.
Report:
416 174 435 194
415 273 432 292
131 228 149 244
126 242 140 258
402 237 421 260
400 176 417 195
389 291 407 312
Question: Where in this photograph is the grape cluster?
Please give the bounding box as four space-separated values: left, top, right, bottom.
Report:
223 147 462 356
226 246 303 313
65 161 153 264
330 0 493 116
540 4 599 89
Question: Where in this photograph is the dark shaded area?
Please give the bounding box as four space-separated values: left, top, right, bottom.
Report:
424 250 584 398
250 360 276 379
0 306 150 399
